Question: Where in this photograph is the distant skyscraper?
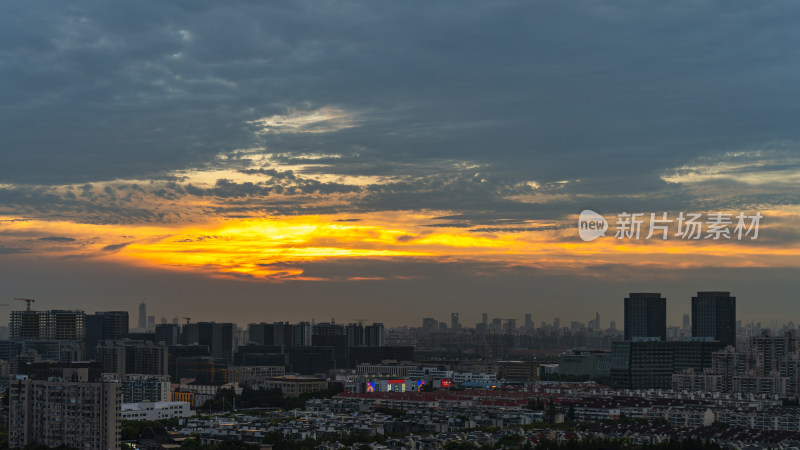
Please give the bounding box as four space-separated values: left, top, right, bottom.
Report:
610 320 617 331
451 313 460 330
422 318 438 332
482 313 488 325
505 319 516 332
553 317 560 330
624 293 666 341
692 291 736 347
682 313 690 331
524 313 533 330
138 302 147 330
595 312 600 330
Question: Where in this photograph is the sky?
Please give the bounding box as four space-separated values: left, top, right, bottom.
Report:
1 1 799 328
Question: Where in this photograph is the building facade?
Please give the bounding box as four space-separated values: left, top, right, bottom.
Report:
624 293 666 341
9 366 121 450
692 291 736 347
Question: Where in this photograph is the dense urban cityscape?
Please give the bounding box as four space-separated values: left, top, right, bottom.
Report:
3 292 800 448
4 0 800 449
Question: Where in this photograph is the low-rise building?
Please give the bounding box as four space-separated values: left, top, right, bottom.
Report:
263 375 328 397
229 365 285 386
121 401 193 420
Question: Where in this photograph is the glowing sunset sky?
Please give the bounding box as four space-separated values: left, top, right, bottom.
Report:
1 1 799 326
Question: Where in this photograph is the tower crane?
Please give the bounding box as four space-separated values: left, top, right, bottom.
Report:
14 298 35 311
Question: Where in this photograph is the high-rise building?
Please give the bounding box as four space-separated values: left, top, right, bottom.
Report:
524 313 533 331
422 318 438 332
683 313 691 331
611 339 723 389
86 311 130 359
95 340 169 376
364 323 385 347
450 313 460 331
624 293 667 341
168 344 211 381
346 323 365 347
10 309 87 363
482 313 488 325
9 362 121 450
155 323 180 346
692 291 736 347
138 302 147 330
312 322 348 368
248 322 311 347
182 322 234 363
10 309 86 341
750 330 796 376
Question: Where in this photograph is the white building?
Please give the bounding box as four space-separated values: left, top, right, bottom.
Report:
453 372 496 384
121 401 193 421
121 374 171 403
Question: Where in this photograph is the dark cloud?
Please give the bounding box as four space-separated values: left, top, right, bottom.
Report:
38 236 76 242
0 247 28 255
101 242 132 252
2 0 800 200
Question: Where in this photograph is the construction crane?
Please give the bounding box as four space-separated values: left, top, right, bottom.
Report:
183 317 191 324
14 298 35 311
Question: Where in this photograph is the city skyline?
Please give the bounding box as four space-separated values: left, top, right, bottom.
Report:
3 290 792 332
2 2 800 325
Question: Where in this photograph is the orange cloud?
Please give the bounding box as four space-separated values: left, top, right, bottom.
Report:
1 209 798 281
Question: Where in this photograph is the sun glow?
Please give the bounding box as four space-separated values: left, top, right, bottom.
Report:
1 209 799 282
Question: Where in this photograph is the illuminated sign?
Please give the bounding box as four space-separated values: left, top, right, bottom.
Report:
441 379 452 388
366 382 375 392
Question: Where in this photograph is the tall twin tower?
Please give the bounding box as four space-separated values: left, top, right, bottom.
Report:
624 291 736 347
